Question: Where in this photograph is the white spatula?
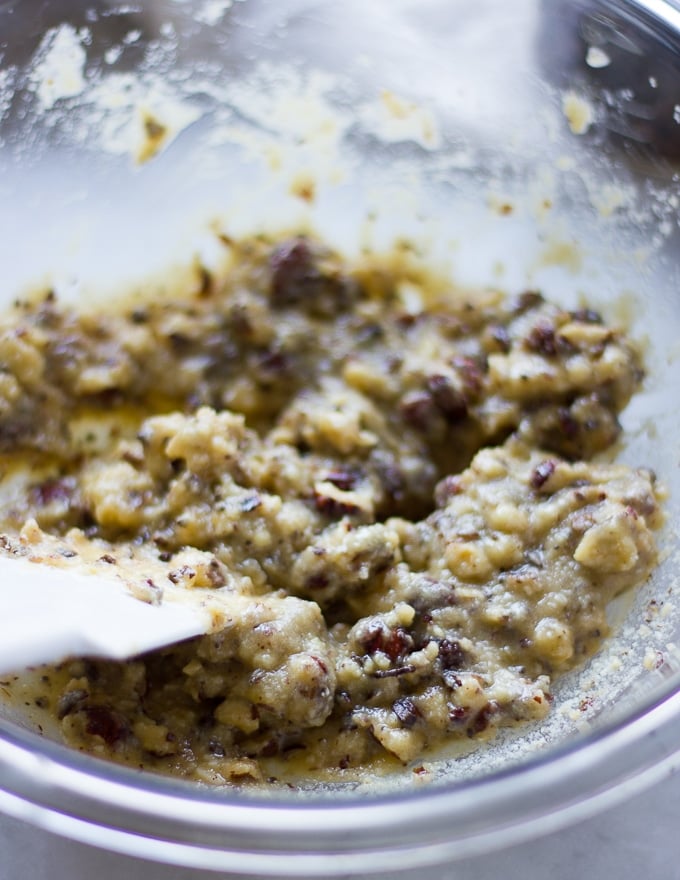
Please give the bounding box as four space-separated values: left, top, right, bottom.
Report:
0 554 212 673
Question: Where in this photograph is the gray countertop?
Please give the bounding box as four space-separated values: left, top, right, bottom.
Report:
0 767 679 880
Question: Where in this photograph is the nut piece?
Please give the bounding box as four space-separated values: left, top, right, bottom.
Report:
573 514 640 572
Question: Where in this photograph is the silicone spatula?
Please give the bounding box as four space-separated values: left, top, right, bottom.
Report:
0 554 212 673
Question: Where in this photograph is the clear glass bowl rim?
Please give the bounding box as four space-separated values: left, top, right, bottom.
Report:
0 672 678 875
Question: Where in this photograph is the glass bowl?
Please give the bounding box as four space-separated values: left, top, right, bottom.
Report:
0 0 679 874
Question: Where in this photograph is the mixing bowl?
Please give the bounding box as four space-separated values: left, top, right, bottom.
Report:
0 0 679 875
